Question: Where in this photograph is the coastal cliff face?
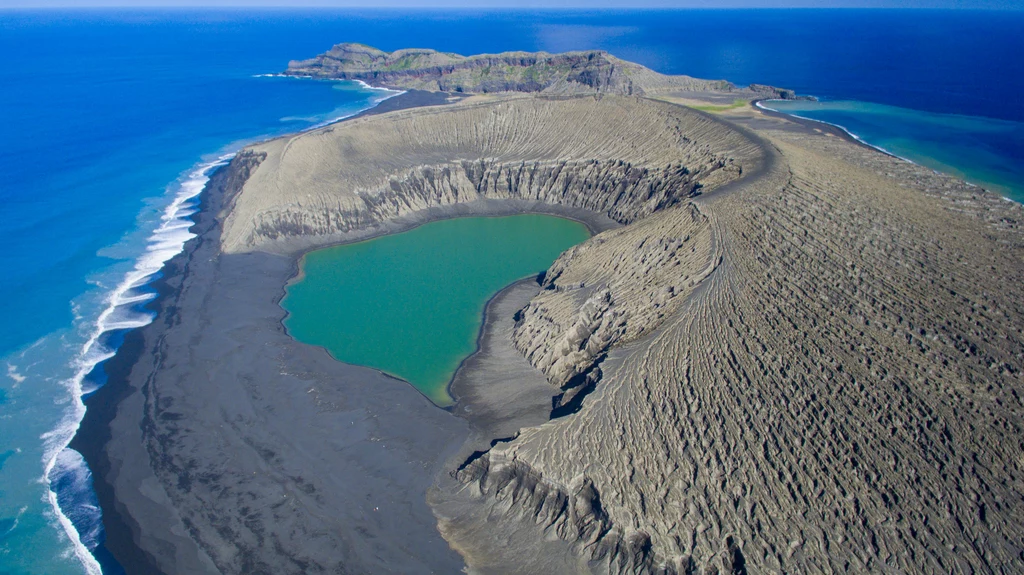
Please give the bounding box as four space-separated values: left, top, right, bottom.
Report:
218 87 1024 574
285 43 733 95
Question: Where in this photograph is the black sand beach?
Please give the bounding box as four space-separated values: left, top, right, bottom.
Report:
73 91 472 574
749 99 898 156
71 88 617 574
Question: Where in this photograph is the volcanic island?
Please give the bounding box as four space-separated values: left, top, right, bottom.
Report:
76 44 1024 574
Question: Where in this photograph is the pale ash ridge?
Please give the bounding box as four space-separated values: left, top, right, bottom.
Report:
284 43 736 96
221 96 754 256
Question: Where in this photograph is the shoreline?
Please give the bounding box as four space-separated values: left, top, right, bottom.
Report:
74 87 630 573
753 98 1018 201
72 85 1018 574
72 87 619 574
70 85 867 573
51 154 233 575
68 155 236 575
437 205 612 411
444 275 545 411
50 85 448 574
72 92 765 573
69 89 462 574
69 152 258 575
752 98 896 156
444 277 559 440
68 207 204 575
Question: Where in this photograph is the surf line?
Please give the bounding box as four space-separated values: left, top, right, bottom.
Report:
756 99 928 167
40 152 232 575
754 99 1016 201
43 79 404 574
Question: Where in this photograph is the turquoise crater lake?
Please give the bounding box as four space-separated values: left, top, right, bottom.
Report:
281 215 591 405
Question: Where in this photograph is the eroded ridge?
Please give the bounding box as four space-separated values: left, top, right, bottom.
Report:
512 203 722 395
453 116 1024 573
221 96 759 254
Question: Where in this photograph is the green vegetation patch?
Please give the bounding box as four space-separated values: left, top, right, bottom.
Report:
690 98 749 113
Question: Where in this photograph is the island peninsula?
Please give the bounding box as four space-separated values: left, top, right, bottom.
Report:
77 44 1024 574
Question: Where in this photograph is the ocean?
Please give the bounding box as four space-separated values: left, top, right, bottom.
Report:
0 8 1021 574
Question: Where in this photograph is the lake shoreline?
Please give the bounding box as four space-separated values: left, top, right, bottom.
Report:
280 211 614 406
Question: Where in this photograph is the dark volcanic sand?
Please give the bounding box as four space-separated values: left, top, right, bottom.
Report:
72 87 614 575
748 99 896 156
73 90 472 575
355 89 457 119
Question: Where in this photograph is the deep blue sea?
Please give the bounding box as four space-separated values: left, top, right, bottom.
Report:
0 8 1021 574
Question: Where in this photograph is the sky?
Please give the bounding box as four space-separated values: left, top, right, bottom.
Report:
0 0 1020 7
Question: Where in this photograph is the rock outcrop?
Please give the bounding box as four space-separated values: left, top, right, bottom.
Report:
747 83 807 100
512 203 721 393
285 43 733 95
220 83 1024 573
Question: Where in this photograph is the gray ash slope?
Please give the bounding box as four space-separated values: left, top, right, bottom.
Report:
90 50 1024 575
80 102 470 574
226 88 1024 573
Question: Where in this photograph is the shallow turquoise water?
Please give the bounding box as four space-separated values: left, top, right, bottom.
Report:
281 215 591 406
763 100 1024 201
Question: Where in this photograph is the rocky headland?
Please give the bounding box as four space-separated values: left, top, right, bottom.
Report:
85 48 1024 575
285 43 805 101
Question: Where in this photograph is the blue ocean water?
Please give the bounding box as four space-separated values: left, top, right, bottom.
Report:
760 99 1024 200
0 11 400 575
0 8 1021 574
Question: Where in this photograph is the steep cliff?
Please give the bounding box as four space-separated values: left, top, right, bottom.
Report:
285 43 733 95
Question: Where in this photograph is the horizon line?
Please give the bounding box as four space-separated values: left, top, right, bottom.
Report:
1 4 1020 9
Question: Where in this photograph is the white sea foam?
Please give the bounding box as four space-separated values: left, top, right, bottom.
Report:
45 469 102 575
352 79 404 95
256 73 407 89
755 99 1024 202
49 449 103 550
756 100 919 165
251 74 406 130
39 152 232 575
310 87 406 130
7 363 26 384
114 291 157 306
4 506 27 535
39 78 400 574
